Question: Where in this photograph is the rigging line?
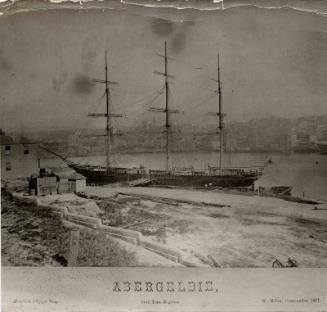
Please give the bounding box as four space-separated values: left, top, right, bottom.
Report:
74 91 107 141
185 92 217 110
66 76 107 134
173 54 219 72
109 86 166 131
142 89 165 107
87 90 107 114
126 85 166 113
166 77 217 115
44 91 107 161
78 94 107 161
117 85 166 119
93 67 106 81
167 88 180 127
190 91 216 104
183 96 218 123
195 92 218 108
70 90 106 132
173 73 216 91
169 61 219 80
143 90 165 108
127 84 166 108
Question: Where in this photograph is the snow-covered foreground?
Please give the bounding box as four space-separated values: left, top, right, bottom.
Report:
85 186 327 267
2 191 181 267
86 186 327 220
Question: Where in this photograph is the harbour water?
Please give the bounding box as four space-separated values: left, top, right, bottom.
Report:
40 152 327 201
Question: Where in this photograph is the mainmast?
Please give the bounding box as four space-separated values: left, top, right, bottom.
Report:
105 51 111 168
150 41 179 171
164 41 170 171
88 51 122 170
217 53 224 169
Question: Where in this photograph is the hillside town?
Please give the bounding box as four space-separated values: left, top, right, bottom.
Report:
11 114 327 159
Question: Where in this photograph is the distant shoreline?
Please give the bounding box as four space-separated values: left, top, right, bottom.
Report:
39 149 323 160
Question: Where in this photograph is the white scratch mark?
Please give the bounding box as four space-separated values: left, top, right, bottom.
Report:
0 0 326 18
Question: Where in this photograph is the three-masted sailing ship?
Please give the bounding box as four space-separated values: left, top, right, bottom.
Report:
45 42 263 188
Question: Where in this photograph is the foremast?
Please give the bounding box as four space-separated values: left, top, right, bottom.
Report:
88 51 122 169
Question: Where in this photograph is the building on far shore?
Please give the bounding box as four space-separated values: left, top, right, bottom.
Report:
0 129 38 180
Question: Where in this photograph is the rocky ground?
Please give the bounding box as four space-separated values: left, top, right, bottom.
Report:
1 191 69 266
1 190 180 267
3 183 327 267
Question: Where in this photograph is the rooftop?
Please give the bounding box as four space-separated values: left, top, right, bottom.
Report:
0 131 35 145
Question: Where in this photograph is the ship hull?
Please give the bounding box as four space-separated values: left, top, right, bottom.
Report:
149 173 257 188
69 164 145 185
69 164 259 188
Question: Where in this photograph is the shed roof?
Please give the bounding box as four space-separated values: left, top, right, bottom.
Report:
0 133 35 145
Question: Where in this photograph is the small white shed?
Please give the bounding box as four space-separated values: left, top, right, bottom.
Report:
68 172 86 193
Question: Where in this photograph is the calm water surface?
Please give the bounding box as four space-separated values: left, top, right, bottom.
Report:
40 152 327 201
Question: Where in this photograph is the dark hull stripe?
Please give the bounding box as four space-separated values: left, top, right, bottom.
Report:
70 165 258 187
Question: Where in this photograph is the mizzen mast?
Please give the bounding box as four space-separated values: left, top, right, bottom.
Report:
208 52 224 169
105 51 111 168
217 53 224 169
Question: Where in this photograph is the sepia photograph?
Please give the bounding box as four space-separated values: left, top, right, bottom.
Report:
1 0 327 268
1 0 327 310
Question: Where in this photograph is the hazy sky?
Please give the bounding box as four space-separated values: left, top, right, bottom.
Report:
0 1 327 133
